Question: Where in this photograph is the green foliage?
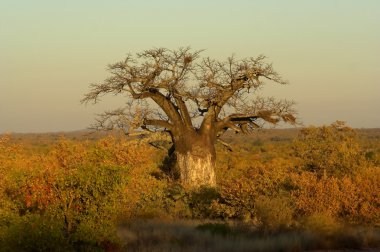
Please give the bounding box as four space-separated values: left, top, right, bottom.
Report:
54 164 126 246
188 187 220 218
0 136 141 250
1 213 70 252
0 164 126 250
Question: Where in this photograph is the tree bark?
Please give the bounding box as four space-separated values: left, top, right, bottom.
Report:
172 131 217 188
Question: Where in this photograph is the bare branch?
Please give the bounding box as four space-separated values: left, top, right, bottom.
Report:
217 139 233 152
214 97 297 137
83 48 297 141
144 119 173 130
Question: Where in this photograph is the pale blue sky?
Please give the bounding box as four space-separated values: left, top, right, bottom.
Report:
1 0 379 132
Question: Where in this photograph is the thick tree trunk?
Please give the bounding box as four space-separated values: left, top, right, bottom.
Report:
176 150 216 188
172 132 217 188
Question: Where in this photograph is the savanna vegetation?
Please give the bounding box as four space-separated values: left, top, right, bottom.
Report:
82 48 296 188
0 122 379 251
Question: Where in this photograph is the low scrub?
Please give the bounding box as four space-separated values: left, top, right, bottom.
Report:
0 122 379 251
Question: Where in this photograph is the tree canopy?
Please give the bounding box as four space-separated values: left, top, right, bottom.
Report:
82 47 297 187
82 47 296 137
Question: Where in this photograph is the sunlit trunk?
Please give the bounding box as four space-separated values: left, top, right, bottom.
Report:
172 132 216 188
176 150 216 188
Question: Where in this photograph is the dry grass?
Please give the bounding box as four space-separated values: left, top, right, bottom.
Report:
116 219 380 252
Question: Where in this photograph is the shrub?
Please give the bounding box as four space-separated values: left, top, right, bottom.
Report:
255 195 294 232
340 167 380 224
54 164 126 245
1 213 70 251
291 168 380 225
188 186 220 219
213 158 294 222
302 212 340 235
291 172 342 218
90 136 155 167
293 121 367 177
0 136 141 250
1 163 127 250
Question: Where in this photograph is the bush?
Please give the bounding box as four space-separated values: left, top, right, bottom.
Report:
302 212 340 235
293 121 367 177
0 136 141 250
340 167 380 224
291 168 380 225
255 195 294 232
1 163 127 250
212 158 294 222
291 172 342 218
188 187 220 219
1 213 70 251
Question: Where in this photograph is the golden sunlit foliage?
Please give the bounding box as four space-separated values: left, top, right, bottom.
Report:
0 136 155 250
0 122 379 250
293 121 368 177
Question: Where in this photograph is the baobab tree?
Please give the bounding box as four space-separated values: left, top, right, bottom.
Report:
82 48 296 188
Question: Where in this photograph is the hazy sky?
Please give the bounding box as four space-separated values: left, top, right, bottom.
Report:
1 0 379 133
